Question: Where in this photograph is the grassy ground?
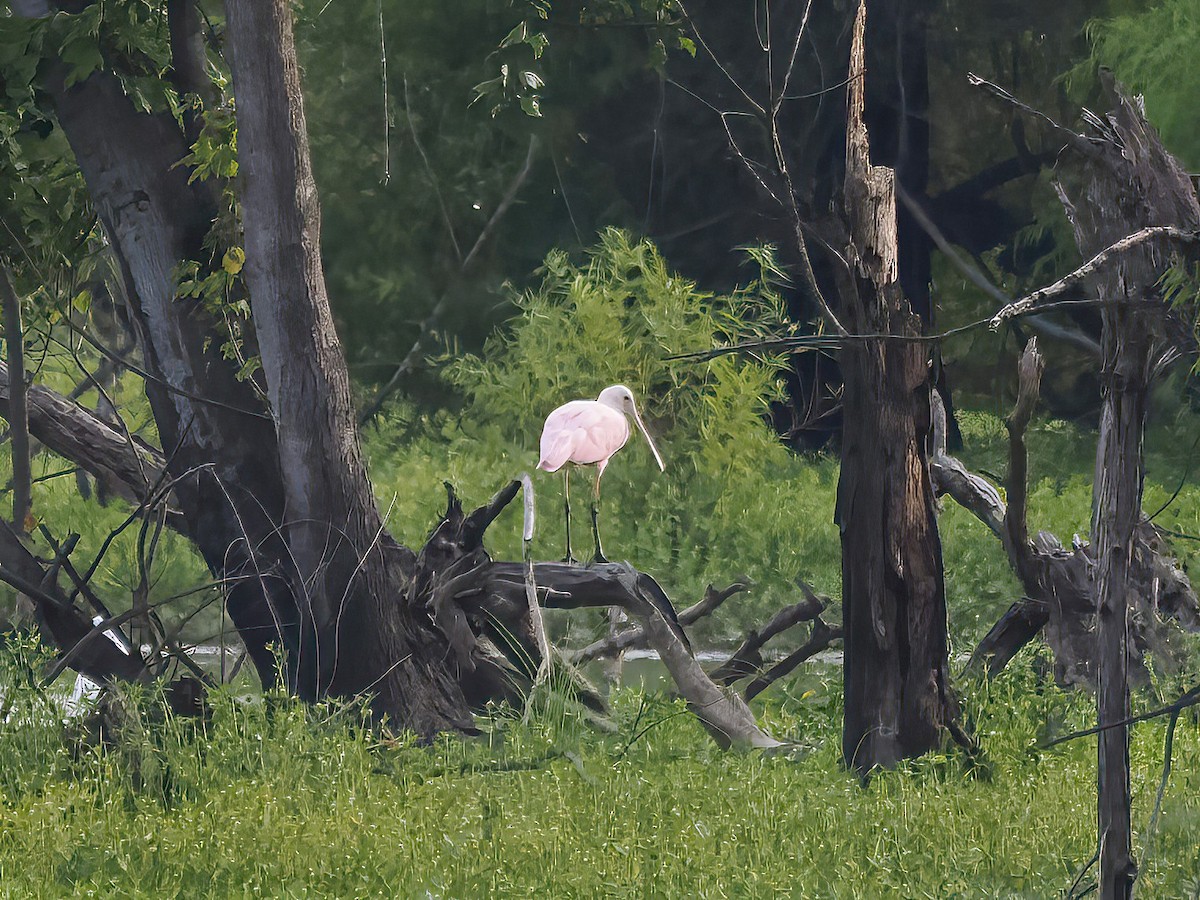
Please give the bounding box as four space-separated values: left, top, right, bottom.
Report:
3 649 1200 898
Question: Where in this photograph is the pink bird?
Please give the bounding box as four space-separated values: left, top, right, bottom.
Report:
537 384 665 564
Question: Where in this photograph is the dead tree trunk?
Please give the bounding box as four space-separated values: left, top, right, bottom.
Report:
834 1 956 775
1066 77 1199 900
975 70 1200 899
932 340 1199 687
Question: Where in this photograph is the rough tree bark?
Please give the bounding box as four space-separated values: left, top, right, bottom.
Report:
834 1 957 775
223 0 479 731
10 0 297 688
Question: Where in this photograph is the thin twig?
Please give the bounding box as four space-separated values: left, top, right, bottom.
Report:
359 135 539 424
1042 683 1200 749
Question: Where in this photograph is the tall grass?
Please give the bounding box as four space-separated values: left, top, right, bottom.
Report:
3 643 1200 897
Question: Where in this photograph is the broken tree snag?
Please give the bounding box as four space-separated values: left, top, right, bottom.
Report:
965 597 1049 677
709 581 826 686
834 0 957 774
976 70 1200 900
1069 75 1200 900
932 341 1200 685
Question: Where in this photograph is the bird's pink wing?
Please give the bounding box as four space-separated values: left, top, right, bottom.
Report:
537 402 628 471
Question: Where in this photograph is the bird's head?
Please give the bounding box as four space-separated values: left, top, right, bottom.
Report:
597 384 637 415
597 384 665 472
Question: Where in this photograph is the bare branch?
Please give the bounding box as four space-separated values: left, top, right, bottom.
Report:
1003 338 1044 557
709 582 826 685
967 73 1097 157
990 226 1200 328
743 616 841 701
568 579 750 665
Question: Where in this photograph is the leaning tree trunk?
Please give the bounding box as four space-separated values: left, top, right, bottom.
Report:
224 0 474 732
9 0 299 688
834 1 956 775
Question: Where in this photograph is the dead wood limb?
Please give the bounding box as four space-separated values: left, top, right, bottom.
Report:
1002 338 1044 567
0 521 147 684
481 561 780 749
0 361 166 507
743 617 842 701
417 481 780 749
931 339 1200 685
567 579 750 665
989 226 1200 329
967 73 1098 159
964 597 1049 677
1043 683 1200 750
709 582 826 686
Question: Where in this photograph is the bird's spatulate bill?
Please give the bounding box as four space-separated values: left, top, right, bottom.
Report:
630 404 665 471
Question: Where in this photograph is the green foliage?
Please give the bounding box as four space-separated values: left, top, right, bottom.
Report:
365 231 843 639
474 0 682 118
1081 0 1200 169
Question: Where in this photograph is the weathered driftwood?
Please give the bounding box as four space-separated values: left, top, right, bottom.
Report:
932 342 1200 687
709 582 826 685
567 579 749 665
415 482 782 750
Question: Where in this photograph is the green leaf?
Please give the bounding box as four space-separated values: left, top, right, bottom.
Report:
499 21 528 49
528 32 549 59
520 96 542 118
222 247 246 275
678 36 697 58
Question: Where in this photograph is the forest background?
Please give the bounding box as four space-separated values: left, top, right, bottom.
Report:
3 0 1200 894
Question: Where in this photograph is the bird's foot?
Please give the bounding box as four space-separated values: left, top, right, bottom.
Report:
561 554 581 566
587 551 609 566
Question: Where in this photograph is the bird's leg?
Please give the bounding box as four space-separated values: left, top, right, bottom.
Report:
588 467 608 565
561 468 577 565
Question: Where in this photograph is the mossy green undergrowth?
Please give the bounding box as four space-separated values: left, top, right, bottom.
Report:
3 649 1200 898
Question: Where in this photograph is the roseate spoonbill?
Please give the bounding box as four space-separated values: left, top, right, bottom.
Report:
537 384 665 564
